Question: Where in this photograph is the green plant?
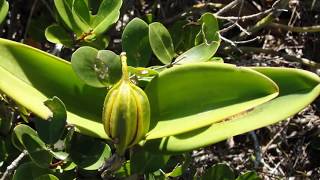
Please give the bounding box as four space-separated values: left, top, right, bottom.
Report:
0 0 8 25
0 8 319 179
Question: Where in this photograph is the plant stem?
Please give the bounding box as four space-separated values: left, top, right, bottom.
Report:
0 150 28 180
268 23 320 32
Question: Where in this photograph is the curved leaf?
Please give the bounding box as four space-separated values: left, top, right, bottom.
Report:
142 67 320 153
13 162 53 180
34 97 67 144
149 22 175 65
200 163 235 180
45 24 73 47
122 18 151 67
92 0 122 36
195 13 220 45
0 0 9 25
72 0 91 31
145 63 279 140
0 38 108 139
13 124 53 168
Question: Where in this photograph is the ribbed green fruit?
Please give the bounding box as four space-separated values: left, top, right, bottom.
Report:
102 52 150 155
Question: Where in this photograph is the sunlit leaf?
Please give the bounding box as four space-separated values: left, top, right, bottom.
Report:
0 0 9 25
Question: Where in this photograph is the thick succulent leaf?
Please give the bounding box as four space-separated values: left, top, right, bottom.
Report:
72 0 91 31
71 46 122 87
69 133 111 170
174 41 220 64
0 38 108 139
13 162 53 180
13 124 53 168
34 97 67 144
92 0 122 36
142 67 320 153
54 0 82 34
145 63 279 140
149 22 175 65
122 18 151 67
200 163 235 180
0 0 9 25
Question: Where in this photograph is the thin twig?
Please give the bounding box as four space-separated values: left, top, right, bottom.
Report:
249 131 261 169
22 0 38 42
0 150 28 180
268 22 320 32
39 0 55 18
215 0 241 16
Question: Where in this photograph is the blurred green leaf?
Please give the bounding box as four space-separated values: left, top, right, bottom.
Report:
92 0 122 36
71 46 122 87
130 147 170 174
114 161 131 178
200 163 235 180
236 171 261 180
69 133 111 170
128 66 159 77
145 63 278 140
195 13 220 45
13 124 53 168
122 18 152 67
13 162 53 180
72 0 91 31
0 0 9 25
45 24 73 47
35 174 59 180
149 22 175 65
34 97 67 144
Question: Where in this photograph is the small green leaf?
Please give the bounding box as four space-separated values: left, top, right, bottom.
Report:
0 0 9 25
174 41 220 64
200 163 235 180
122 18 152 67
35 174 59 180
69 133 111 170
236 171 261 180
195 13 220 45
45 24 73 47
149 22 175 65
92 0 122 36
130 147 170 174
13 124 53 168
72 0 91 30
71 46 122 87
34 97 67 144
13 162 53 180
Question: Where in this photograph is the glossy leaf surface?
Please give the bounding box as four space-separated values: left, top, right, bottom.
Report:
149 22 175 65
13 162 53 180
34 97 67 144
0 0 9 25
145 63 279 139
143 67 320 153
0 38 108 139
122 18 151 67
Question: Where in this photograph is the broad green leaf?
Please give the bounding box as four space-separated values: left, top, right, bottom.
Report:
34 97 67 144
13 124 53 168
72 0 91 31
54 0 82 34
13 162 53 180
0 0 9 25
142 67 320 153
71 46 122 87
236 171 261 180
92 0 122 36
145 63 279 140
174 41 220 64
122 18 152 67
69 133 111 170
149 22 175 65
200 163 235 180
0 38 108 139
45 24 73 47
195 13 220 45
35 174 59 180
130 147 170 174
